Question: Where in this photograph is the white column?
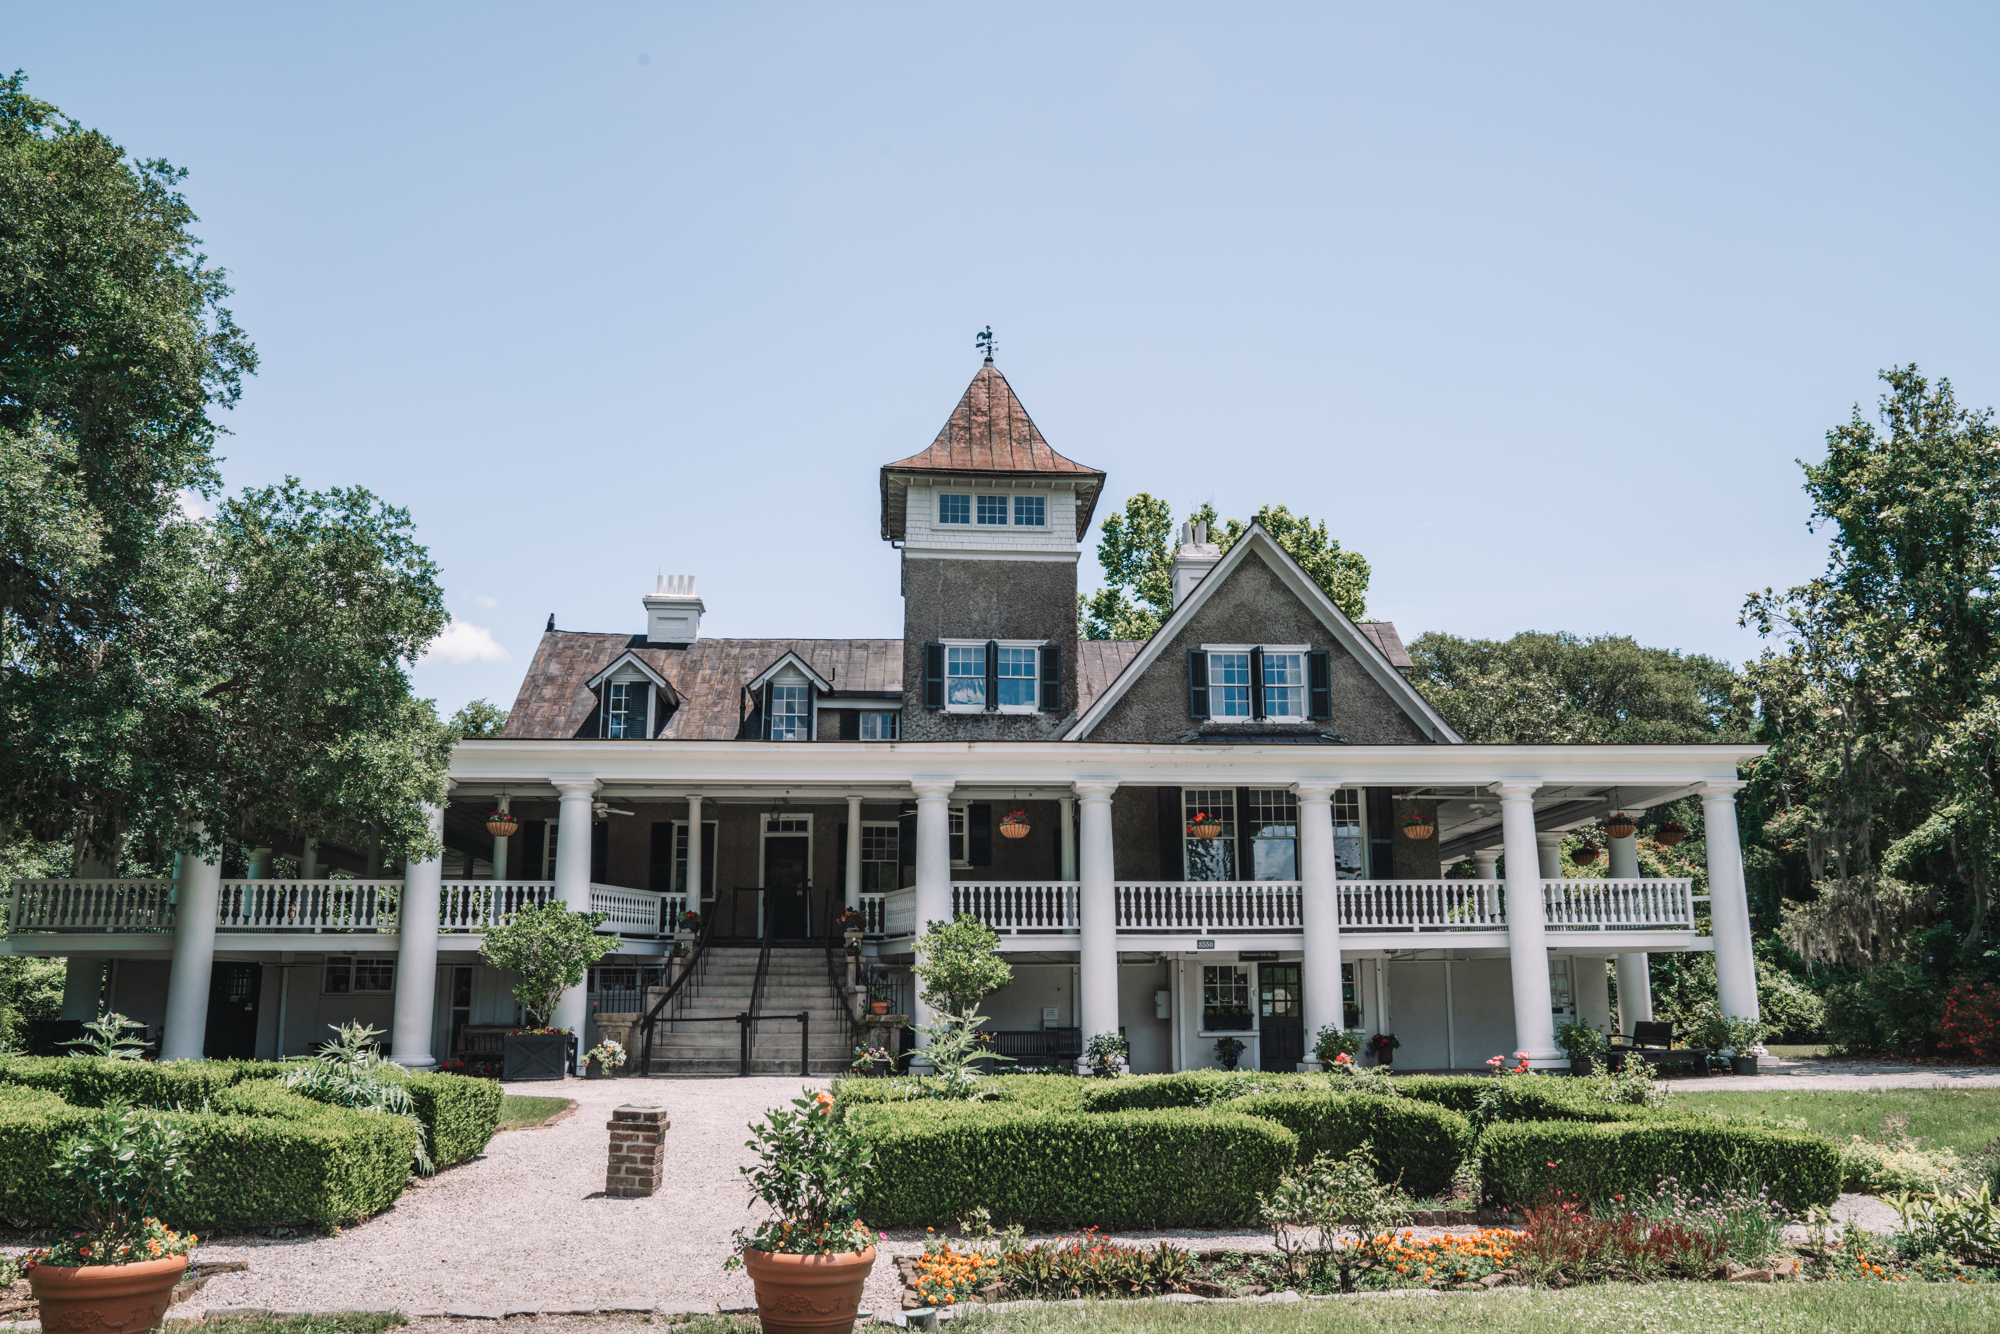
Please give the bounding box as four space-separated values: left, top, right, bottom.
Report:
61 956 104 1020
1616 954 1653 1030
845 794 864 912
1059 795 1078 881
684 794 704 907
302 836 319 879
1076 781 1120 1049
161 831 222 1061
1295 782 1344 1045
1702 783 1759 1021
1536 832 1564 880
551 778 599 1039
910 780 956 1037
391 802 444 1067
1608 826 1640 879
491 794 511 880
245 847 272 879
1497 782 1561 1064
1575 956 1612 1033
1472 849 1500 881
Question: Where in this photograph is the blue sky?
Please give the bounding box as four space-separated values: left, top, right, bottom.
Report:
10 4 2000 718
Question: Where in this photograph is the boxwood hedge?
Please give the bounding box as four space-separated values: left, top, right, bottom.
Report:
1228 1092 1472 1198
1478 1119 1842 1211
402 1071 504 1169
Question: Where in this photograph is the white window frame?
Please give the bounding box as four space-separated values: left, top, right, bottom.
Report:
1011 494 1047 528
1333 787 1369 880
941 638 1046 715
323 955 396 996
975 493 1010 526
670 819 719 900
949 803 974 867
860 820 901 892
603 677 649 738
937 492 972 525
758 812 814 888
767 682 810 741
1199 644 1311 723
944 643 986 711
858 710 899 740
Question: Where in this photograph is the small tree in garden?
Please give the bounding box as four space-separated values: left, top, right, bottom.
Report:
1259 1144 1410 1293
913 913 1012 1015
725 1091 875 1264
40 1101 197 1267
478 900 615 1027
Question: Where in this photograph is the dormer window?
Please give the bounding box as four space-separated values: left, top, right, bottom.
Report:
768 683 809 740
604 680 650 737
585 650 673 740
1013 495 1045 526
935 492 1049 529
926 639 1060 714
1189 645 1332 722
977 495 1007 525
939 494 971 524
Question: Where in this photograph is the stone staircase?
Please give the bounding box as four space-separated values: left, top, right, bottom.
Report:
638 944 856 1075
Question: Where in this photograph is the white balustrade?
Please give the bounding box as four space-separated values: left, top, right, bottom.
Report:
590 883 673 936
217 880 400 932
1340 880 1506 931
882 887 917 937
1118 881 1302 932
9 880 177 932
1543 878 1695 930
953 882 1078 933
440 880 554 932
860 892 887 937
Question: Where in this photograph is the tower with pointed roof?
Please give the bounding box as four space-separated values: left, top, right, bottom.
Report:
882 356 1105 738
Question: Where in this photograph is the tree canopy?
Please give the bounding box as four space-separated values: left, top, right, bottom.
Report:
450 699 509 739
1081 494 1369 640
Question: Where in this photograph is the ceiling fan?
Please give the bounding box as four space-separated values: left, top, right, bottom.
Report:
593 801 636 818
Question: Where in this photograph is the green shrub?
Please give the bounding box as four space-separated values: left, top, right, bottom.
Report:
1229 1092 1473 1199
1075 1069 1339 1111
1477 1119 1841 1212
851 1102 1296 1228
0 1054 261 1109
834 1073 1088 1114
404 1071 502 1168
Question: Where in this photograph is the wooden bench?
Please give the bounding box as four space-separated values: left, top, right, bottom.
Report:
1609 1021 1712 1075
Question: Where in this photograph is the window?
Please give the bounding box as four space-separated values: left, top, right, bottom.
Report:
949 805 967 865
977 494 1008 525
996 646 1038 709
1184 787 1236 880
1260 963 1301 1020
1202 965 1252 1030
1261 652 1306 720
604 680 647 738
1549 958 1574 1016
324 956 394 995
1342 961 1361 1028
946 645 986 707
858 710 898 740
1248 789 1299 880
1013 495 1045 526
672 821 717 899
861 823 900 891
1333 788 1367 880
1210 652 1252 717
768 684 808 740
938 493 971 524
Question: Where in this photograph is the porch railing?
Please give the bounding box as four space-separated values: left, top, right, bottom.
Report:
954 882 1078 933
1118 881 1300 931
859 892 887 937
1341 880 1505 932
219 880 400 932
9 879 177 932
1544 878 1695 931
881 888 916 938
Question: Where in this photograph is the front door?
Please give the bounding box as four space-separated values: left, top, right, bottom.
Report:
204 962 263 1059
1258 963 1303 1072
764 836 810 939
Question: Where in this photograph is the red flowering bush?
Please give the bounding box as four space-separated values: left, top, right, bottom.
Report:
1940 982 2000 1062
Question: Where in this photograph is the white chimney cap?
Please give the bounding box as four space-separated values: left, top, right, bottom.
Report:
643 575 704 644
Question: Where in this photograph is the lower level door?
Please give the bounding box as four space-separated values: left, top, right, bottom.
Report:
764 835 811 939
204 962 263 1059
1259 962 1303 1071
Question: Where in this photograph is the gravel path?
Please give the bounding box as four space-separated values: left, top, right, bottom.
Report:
1685 1058 2000 1090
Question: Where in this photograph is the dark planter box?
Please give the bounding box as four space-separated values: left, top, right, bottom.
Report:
872 1059 891 1078
1730 1055 1758 1076
504 1032 570 1082
1570 1057 1594 1077
1205 1013 1254 1031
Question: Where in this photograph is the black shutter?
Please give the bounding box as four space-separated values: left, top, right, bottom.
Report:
1367 787 1396 881
648 822 674 894
1236 786 1255 880
591 820 609 884
520 820 545 878
837 709 859 740
1040 644 1062 712
1187 650 1209 718
1308 650 1332 720
984 640 999 712
898 808 917 867
1249 647 1266 719
761 683 773 740
580 687 604 740
969 803 993 867
699 822 717 897
923 643 944 709
836 821 848 891
1157 787 1184 881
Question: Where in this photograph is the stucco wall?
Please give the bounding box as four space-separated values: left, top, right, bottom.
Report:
1087 549 1433 745
898 554 1079 740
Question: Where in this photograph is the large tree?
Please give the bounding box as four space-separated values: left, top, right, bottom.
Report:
1081 494 1370 640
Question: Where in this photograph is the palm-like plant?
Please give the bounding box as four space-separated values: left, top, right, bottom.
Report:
280 1022 432 1174
62 1012 150 1060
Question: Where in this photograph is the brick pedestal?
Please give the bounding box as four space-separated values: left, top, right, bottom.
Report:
605 1104 670 1197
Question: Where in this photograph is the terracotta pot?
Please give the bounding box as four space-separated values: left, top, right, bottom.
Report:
742 1244 875 1334
1605 815 1637 840
29 1254 188 1334
869 1001 889 1015
1401 823 1435 840
485 819 519 838
1188 822 1222 839
1655 825 1687 848
999 822 1031 839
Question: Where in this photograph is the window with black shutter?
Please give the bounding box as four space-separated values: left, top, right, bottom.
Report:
898 808 917 867
968 803 993 866
1249 647 1266 719
1309 650 1332 720
591 820 609 884
923 643 944 709
837 709 859 740
983 640 999 712
1040 644 1062 712
1187 649 1209 718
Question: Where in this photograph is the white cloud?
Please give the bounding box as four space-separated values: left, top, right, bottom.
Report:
175 489 213 521
422 621 511 665
467 593 499 610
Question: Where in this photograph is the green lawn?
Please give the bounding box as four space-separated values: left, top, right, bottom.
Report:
1672 1087 2000 1156
950 1284 2000 1334
1764 1044 1831 1060
497 1093 573 1131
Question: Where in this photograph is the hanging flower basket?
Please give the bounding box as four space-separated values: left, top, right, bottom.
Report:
1654 820 1688 848
1605 812 1638 840
1400 811 1435 840
1186 813 1223 840
485 809 519 837
1571 840 1601 866
999 808 1032 839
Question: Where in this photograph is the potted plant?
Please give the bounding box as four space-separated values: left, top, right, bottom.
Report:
26 1101 198 1334
583 1039 627 1080
1083 1030 1129 1077
1400 809 1434 840
835 907 865 948
1214 1035 1246 1071
726 1091 876 1334
998 808 1031 839
1204 1002 1253 1032
1604 812 1637 840
1186 811 1223 839
1555 1019 1607 1077
479 899 618 1079
1654 820 1688 848
485 807 519 838
1709 1013 1768 1076
868 985 892 1017
1368 1032 1400 1066
1310 1024 1364 1071
1570 840 1600 866
676 909 702 939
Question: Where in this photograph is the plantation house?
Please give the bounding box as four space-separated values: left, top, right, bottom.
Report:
5 358 1762 1074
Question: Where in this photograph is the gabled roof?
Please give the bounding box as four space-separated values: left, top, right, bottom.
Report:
1064 523 1462 743
743 649 834 694
583 649 674 693
881 360 1105 540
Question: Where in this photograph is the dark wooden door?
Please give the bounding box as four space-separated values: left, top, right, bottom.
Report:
765 835 810 939
1259 963 1304 1072
204 962 262 1059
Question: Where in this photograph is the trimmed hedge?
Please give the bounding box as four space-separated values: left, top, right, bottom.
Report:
404 1071 503 1168
1395 1074 1665 1124
1075 1070 1338 1112
1230 1092 1473 1198
852 1102 1297 1228
0 1081 417 1229
1478 1119 1842 1212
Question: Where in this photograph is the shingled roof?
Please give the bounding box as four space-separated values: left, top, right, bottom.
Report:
881 360 1105 541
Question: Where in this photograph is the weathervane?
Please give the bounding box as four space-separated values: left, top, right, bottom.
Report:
975 325 996 363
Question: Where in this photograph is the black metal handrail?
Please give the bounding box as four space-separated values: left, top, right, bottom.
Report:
636 914 715 1076
745 926 774 1062
823 920 858 1052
